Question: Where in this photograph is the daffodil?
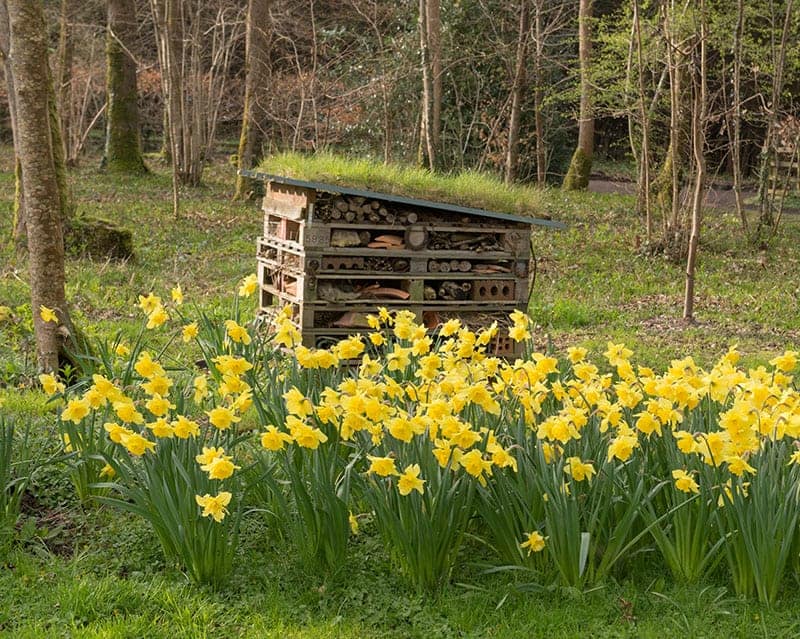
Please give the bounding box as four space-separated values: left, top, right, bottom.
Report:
564 456 596 482
146 305 169 329
206 406 241 430
134 351 165 379
182 322 199 342
39 373 64 396
520 530 546 555
225 319 252 345
171 285 184 305
367 455 398 477
200 454 240 480
260 425 293 451
39 305 58 323
397 464 425 496
119 431 156 456
671 469 699 494
173 415 200 439
61 398 90 424
196 492 232 522
137 293 161 314
238 274 258 297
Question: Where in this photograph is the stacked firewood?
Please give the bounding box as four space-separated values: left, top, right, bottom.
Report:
317 195 419 225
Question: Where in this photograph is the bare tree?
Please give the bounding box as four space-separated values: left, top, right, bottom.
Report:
505 0 529 185
563 0 594 190
150 0 244 214
7 0 71 372
55 0 76 162
756 0 795 236
683 1 707 322
417 0 441 170
632 0 652 242
105 0 147 173
234 0 271 200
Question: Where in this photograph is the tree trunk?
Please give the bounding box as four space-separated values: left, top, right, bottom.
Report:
533 0 546 186
505 0 529 185
7 0 71 372
234 0 271 201
633 0 651 242
151 0 182 215
683 3 706 322
756 0 794 234
55 0 75 165
426 0 442 163
105 0 147 174
563 0 593 190
418 0 435 171
731 0 745 231
0 0 25 249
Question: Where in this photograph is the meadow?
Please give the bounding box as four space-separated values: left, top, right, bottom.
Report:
1 148 800 638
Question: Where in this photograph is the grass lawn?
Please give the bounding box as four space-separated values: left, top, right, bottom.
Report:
2 148 800 637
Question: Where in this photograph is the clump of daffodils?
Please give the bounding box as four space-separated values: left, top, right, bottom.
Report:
45 272 800 593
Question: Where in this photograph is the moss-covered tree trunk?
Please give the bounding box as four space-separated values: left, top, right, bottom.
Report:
563 0 593 190
8 0 72 372
104 0 146 174
234 0 271 201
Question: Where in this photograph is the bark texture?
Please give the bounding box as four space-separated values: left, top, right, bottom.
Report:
7 0 70 372
563 0 593 190
505 0 529 185
105 0 146 173
234 0 271 200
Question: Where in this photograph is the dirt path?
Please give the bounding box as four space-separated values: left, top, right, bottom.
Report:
588 178 762 210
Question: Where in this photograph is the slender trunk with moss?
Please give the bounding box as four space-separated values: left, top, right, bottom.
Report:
8 0 72 372
418 0 435 171
426 0 441 164
105 0 146 174
563 0 593 190
234 0 270 201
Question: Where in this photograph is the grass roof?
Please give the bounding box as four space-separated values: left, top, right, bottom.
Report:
257 152 546 218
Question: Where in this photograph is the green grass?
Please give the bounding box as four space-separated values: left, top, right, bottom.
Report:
529 189 800 370
3 148 800 635
258 151 547 218
3 508 800 638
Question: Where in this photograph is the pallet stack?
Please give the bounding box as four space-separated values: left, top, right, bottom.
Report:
246 171 563 357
